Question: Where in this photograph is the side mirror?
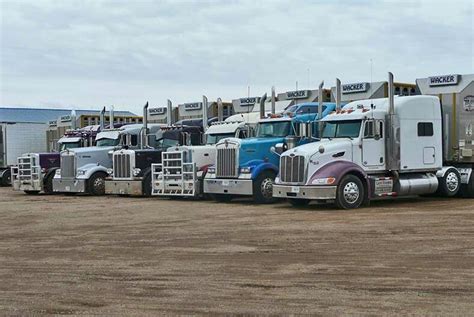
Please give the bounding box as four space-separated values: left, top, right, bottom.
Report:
270 143 286 156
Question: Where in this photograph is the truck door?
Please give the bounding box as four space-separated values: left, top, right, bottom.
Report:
362 120 385 168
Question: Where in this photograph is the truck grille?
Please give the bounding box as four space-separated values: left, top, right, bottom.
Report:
60 154 75 178
280 155 305 183
216 148 238 178
113 152 132 179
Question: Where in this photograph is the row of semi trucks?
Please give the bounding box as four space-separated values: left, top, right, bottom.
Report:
8 73 474 209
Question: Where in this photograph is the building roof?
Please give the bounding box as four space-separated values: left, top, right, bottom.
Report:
0 107 137 124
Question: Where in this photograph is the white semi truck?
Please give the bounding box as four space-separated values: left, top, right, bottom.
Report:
273 73 474 209
151 112 259 197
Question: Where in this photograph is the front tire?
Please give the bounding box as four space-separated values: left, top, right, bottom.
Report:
289 198 310 207
24 190 39 195
1 169 11 186
88 172 106 196
43 171 56 194
142 173 152 197
335 174 365 209
436 168 461 197
253 170 277 204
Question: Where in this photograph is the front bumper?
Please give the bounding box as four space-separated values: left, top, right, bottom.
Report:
105 179 143 196
53 178 86 193
18 179 43 192
204 178 253 196
273 184 337 200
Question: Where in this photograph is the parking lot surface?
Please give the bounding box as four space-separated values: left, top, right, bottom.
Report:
0 187 473 315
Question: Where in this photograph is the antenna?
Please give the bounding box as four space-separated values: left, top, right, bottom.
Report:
247 85 250 115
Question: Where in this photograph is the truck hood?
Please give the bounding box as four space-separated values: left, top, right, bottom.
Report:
38 153 61 169
238 137 285 167
167 144 217 168
65 145 116 156
283 138 354 161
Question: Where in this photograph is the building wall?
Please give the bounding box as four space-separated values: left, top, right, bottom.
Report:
4 123 47 166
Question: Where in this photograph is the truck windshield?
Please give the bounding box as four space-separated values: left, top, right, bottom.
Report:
59 142 80 151
206 133 235 145
96 138 119 147
256 121 291 138
322 120 362 138
157 138 179 148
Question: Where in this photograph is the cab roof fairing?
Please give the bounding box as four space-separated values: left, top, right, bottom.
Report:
206 121 245 134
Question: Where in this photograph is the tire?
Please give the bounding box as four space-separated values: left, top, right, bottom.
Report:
436 168 461 197
43 171 55 194
335 174 365 209
289 198 310 207
212 194 233 203
459 172 474 198
253 170 277 204
24 190 39 195
142 173 152 197
88 172 107 196
0 169 11 186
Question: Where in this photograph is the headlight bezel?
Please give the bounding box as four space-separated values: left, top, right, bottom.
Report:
311 177 336 185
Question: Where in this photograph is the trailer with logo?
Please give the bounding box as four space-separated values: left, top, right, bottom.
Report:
273 73 474 209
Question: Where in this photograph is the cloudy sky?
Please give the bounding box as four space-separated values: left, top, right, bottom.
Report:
1 0 473 114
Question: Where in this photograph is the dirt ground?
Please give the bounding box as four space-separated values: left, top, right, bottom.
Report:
0 187 473 316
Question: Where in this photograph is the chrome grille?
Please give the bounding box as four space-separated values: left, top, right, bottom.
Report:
60 154 75 178
216 148 237 178
280 155 305 183
113 152 132 179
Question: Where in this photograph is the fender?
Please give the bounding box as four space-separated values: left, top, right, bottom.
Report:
435 166 457 178
250 162 279 180
76 164 109 180
308 160 369 188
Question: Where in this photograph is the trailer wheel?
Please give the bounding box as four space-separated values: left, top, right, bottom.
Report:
0 169 11 186
142 173 152 197
212 194 233 203
289 198 310 207
436 168 461 197
335 174 365 209
253 170 277 204
88 172 106 196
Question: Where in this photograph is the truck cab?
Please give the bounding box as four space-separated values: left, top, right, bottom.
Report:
11 125 100 194
105 125 203 196
52 123 162 195
151 113 258 198
204 103 337 203
273 81 471 209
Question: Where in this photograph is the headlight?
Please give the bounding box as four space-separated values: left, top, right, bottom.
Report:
106 168 113 175
240 167 251 173
55 169 61 175
132 168 141 176
208 167 215 174
76 169 86 176
311 177 336 185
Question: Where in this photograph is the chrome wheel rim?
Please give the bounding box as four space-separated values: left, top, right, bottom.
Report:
261 178 274 199
446 172 459 192
343 181 360 204
94 177 104 190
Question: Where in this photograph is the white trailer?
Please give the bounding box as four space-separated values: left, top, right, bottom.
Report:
273 73 474 209
0 122 48 185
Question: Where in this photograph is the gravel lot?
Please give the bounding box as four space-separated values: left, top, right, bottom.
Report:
0 187 473 315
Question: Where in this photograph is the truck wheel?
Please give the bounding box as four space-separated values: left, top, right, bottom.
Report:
0 169 11 186
142 173 152 197
436 168 461 197
335 174 365 209
88 172 106 196
460 172 474 198
253 170 276 204
43 172 55 194
289 198 310 207
212 194 233 203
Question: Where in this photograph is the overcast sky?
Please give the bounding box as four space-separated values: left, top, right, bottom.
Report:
1 0 473 114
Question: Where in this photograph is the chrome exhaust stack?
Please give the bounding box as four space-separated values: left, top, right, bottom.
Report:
142 102 149 149
387 72 399 171
202 95 209 131
70 110 77 130
335 78 342 111
166 99 173 125
109 105 114 129
318 80 324 137
99 106 106 130
271 86 276 114
217 97 224 122
259 93 268 119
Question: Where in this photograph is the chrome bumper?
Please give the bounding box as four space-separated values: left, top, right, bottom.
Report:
273 184 337 200
53 178 86 193
18 179 43 192
105 179 143 196
204 178 253 196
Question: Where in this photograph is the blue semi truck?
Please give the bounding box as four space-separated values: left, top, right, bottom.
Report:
204 101 337 203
